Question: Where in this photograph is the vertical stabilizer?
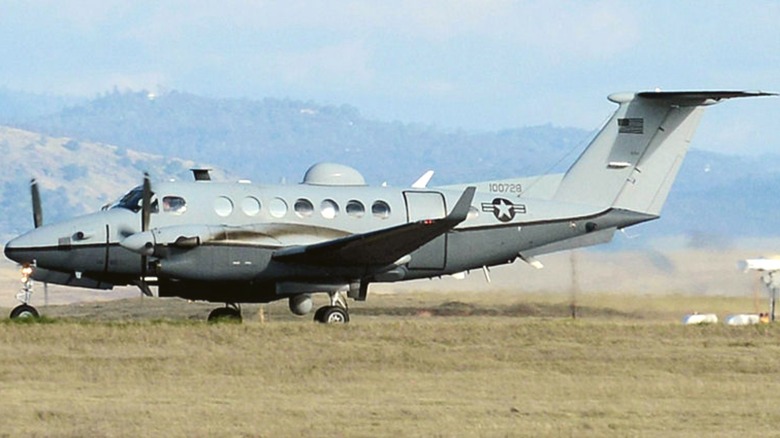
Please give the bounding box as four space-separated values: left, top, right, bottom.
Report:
553 91 774 215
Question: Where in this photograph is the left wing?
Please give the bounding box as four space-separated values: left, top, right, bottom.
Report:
272 187 476 267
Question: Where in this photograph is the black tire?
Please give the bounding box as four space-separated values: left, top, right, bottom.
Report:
319 306 350 324
208 307 242 323
10 304 39 319
313 306 329 323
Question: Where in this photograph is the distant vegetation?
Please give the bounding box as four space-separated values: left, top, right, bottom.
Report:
1 88 780 241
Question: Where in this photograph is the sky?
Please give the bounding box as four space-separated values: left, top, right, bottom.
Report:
1 0 779 154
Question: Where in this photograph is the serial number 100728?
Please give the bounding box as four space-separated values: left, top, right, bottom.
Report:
488 183 522 194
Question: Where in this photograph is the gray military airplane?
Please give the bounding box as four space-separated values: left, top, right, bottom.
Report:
3 90 775 322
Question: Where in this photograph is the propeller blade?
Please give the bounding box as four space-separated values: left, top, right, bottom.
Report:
140 172 152 276
31 179 43 228
142 172 152 232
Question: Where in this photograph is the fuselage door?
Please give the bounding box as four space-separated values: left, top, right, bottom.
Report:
403 191 447 270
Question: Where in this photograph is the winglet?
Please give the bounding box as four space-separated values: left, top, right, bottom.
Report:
445 186 476 223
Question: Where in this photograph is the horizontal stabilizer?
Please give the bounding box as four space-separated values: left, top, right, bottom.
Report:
635 90 776 103
273 187 476 266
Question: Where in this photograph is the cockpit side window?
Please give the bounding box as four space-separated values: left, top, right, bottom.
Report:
111 186 158 213
163 196 187 214
112 186 143 212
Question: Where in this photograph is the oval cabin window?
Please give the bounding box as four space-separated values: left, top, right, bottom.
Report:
294 198 314 218
346 200 365 218
372 201 391 219
214 196 233 217
241 196 262 216
321 199 339 219
269 198 288 218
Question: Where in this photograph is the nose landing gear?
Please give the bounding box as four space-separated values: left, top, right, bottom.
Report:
10 264 39 319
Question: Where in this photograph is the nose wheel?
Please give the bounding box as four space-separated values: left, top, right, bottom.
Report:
313 291 350 323
10 304 39 319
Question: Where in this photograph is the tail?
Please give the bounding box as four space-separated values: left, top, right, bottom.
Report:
553 91 774 216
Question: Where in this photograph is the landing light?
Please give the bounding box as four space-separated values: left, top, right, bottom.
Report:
21 264 33 282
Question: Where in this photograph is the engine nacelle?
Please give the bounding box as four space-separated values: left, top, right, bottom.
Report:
288 294 313 315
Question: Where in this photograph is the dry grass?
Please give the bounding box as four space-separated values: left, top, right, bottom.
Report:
1 293 779 437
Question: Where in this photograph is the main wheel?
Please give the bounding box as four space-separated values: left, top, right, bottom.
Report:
316 306 350 324
313 305 329 322
208 307 242 323
10 304 39 319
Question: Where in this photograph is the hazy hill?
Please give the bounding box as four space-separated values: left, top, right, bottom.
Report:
0 89 82 124
2 89 779 244
16 90 586 185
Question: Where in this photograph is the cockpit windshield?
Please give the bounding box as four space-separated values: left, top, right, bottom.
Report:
109 186 157 213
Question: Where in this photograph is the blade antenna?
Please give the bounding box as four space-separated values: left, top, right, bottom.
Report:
31 179 43 228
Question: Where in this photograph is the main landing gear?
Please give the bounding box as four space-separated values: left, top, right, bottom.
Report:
208 303 242 323
10 265 39 320
206 292 351 324
313 291 350 324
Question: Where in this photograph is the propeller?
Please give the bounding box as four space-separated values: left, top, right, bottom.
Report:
140 172 152 276
29 178 49 300
142 172 152 232
31 179 42 228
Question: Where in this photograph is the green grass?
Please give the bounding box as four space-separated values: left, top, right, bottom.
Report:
0 293 779 436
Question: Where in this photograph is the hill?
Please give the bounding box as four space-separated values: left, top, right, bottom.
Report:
0 126 225 240
15 89 586 185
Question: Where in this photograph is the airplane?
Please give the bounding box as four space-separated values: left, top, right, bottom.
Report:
4 90 775 323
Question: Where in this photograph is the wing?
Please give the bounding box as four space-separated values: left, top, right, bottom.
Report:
272 187 476 267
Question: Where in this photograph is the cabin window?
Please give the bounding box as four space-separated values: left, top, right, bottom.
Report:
269 197 288 218
294 198 314 218
346 200 365 218
214 196 233 217
241 196 262 216
372 201 391 219
163 196 187 214
320 199 339 219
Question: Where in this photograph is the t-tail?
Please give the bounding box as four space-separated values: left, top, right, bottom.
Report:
553 91 775 216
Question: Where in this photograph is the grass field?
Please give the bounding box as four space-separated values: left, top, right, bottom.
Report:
1 293 779 437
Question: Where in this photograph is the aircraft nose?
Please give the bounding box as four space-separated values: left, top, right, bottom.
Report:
4 232 38 264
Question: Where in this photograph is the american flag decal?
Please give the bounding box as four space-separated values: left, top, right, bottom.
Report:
617 118 644 134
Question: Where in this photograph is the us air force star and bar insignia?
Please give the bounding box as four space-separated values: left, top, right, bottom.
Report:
481 198 527 222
